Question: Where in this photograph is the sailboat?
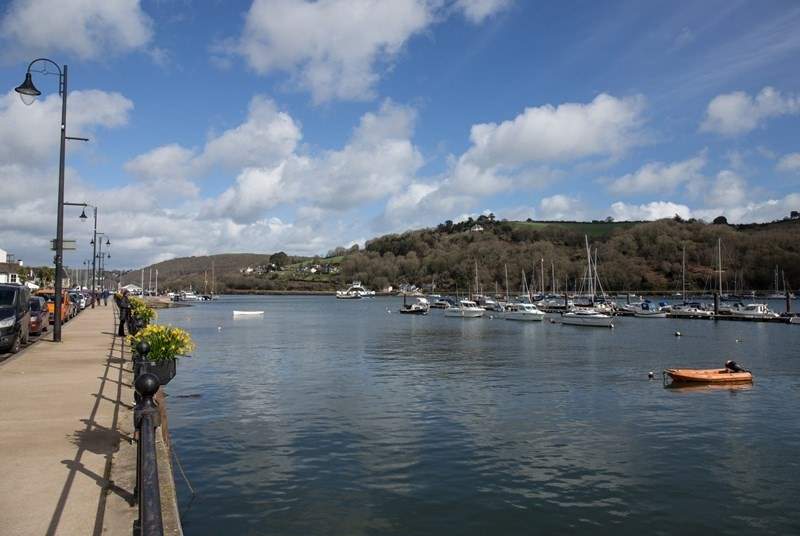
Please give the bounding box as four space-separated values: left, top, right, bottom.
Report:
504 267 544 321
767 266 794 299
561 236 614 328
399 293 430 315
671 245 713 318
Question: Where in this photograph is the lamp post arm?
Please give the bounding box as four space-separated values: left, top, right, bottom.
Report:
27 58 64 95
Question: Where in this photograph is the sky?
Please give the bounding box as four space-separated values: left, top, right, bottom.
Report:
0 0 799 269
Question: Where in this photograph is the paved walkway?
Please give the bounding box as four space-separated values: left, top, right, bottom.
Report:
0 305 137 535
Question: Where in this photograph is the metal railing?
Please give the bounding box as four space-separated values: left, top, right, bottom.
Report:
132 341 164 536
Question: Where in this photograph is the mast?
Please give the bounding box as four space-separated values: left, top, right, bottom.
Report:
474 260 479 299
585 235 593 301
719 239 723 296
682 245 687 302
551 261 556 294
212 260 215 295
504 264 509 302
540 258 545 296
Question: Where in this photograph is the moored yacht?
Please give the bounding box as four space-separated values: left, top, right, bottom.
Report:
730 303 779 319
561 309 614 327
503 302 545 321
399 297 430 315
443 299 485 318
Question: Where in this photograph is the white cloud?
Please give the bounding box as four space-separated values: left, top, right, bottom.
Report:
608 152 706 195
694 193 800 223
464 93 646 167
0 90 133 167
200 96 301 170
234 0 432 103
705 170 747 207
455 0 511 23
123 144 199 197
609 201 692 221
0 0 153 61
208 100 422 222
700 87 800 136
777 152 800 173
538 195 583 220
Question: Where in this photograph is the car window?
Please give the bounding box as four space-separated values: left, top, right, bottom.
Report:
0 288 17 307
29 298 41 311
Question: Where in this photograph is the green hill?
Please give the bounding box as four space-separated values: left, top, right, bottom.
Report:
120 217 800 294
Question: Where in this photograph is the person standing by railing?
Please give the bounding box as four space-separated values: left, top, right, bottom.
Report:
116 289 131 336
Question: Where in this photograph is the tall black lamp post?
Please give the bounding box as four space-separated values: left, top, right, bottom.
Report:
15 59 87 341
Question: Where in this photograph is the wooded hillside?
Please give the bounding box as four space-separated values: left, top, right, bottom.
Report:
120 217 800 294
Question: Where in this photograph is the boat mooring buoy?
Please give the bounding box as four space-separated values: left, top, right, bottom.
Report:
674 331 681 337
736 338 743 343
217 326 222 331
648 371 655 379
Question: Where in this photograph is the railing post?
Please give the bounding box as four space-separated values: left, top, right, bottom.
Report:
133 372 163 536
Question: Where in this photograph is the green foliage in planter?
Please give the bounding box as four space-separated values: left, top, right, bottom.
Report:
129 324 194 362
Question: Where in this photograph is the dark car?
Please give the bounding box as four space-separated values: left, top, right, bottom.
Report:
0 284 31 354
29 296 48 336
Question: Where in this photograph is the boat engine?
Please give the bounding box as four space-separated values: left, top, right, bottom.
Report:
725 360 747 373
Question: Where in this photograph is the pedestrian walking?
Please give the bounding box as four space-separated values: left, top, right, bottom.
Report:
102 288 109 306
117 289 131 337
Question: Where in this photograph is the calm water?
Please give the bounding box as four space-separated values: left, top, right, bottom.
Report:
160 296 800 535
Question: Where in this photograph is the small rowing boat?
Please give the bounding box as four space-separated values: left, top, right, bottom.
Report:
664 360 752 384
233 310 264 317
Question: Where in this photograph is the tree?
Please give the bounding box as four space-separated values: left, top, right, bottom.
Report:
269 251 289 268
713 215 728 225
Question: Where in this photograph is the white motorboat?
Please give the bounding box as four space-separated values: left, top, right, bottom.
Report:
789 316 800 324
399 297 430 315
561 309 614 328
730 303 779 319
233 310 264 317
632 302 667 318
504 303 545 321
670 305 714 318
444 299 485 318
336 281 375 299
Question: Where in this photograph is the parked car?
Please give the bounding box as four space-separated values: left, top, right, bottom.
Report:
68 292 82 317
37 289 71 324
0 284 31 354
28 296 48 336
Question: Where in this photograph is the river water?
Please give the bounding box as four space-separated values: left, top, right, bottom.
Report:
158 296 800 535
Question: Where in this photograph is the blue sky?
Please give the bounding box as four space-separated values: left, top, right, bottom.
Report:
1 0 799 268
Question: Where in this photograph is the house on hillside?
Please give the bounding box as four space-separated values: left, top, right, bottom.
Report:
470 224 484 232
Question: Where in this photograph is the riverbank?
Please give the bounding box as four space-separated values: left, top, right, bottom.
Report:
0 305 181 535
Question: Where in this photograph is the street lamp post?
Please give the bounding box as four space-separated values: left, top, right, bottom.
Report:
65 202 99 307
15 59 87 342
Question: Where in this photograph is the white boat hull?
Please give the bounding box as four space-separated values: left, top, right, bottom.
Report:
561 313 614 327
670 309 714 318
444 308 484 318
233 310 264 316
634 311 667 318
504 311 545 321
789 317 800 324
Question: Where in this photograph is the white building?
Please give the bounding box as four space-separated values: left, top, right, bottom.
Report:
121 284 143 295
0 248 7 263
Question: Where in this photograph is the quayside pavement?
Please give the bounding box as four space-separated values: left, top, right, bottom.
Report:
0 305 137 535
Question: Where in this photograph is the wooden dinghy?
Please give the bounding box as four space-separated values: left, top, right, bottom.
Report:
664 361 752 384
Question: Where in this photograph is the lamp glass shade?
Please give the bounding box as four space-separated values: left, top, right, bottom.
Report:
106 239 110 246
15 73 41 106
79 208 87 220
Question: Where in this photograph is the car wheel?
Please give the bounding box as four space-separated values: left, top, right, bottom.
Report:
9 334 21 354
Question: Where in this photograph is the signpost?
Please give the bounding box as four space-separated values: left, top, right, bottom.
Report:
51 239 76 251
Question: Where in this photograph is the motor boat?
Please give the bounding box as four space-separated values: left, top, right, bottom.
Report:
633 302 667 318
561 308 614 328
503 302 545 321
399 297 430 315
729 303 779 319
670 303 714 318
233 310 264 317
443 299 485 318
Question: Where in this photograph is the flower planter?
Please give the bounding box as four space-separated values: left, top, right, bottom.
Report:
141 359 177 385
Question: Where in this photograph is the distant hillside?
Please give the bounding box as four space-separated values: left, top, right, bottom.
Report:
120 217 800 294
